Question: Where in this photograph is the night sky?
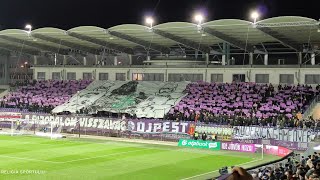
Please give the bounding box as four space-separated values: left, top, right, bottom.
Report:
0 0 319 30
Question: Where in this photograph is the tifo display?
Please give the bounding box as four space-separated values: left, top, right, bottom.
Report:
0 80 319 180
1 81 319 128
0 80 92 113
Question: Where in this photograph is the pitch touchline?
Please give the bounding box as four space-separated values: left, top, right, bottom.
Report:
180 158 262 180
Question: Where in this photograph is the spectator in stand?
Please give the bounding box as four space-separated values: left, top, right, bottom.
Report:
202 132 207 140
0 80 92 113
194 131 199 140
167 82 320 128
246 152 320 180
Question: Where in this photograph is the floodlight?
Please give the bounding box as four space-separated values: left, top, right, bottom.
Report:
194 14 204 24
25 24 32 31
145 17 154 28
25 24 32 35
251 11 260 23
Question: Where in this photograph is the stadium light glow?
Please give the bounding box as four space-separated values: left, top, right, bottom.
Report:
25 24 32 32
251 11 260 24
194 14 204 24
145 17 154 28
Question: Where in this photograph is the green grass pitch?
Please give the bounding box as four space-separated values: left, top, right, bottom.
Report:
0 135 279 180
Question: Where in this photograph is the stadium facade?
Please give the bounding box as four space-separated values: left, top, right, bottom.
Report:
0 16 319 85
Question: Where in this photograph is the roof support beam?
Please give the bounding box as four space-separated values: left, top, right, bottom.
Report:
152 29 211 53
255 26 301 51
108 31 170 54
68 32 134 55
0 42 40 55
203 27 254 52
32 33 100 55
0 35 69 55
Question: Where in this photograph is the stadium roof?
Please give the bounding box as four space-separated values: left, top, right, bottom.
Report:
0 16 319 56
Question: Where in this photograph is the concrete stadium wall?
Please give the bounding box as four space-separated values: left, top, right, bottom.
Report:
32 66 320 85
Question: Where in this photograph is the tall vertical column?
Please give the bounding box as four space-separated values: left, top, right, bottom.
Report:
63 55 67 65
54 53 57 65
83 56 87 66
222 55 226 65
33 55 38 65
195 50 198 59
205 53 209 65
298 52 302 65
249 52 253 65
95 55 98 65
128 54 132 65
226 44 230 63
0 55 9 85
264 54 268 65
114 56 118 66
222 42 227 65
311 53 315 65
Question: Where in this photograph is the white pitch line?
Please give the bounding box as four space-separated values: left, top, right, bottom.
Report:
180 158 262 180
0 154 61 164
0 149 148 164
61 149 148 163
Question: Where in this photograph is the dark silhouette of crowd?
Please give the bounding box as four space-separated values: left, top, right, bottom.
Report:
248 152 320 180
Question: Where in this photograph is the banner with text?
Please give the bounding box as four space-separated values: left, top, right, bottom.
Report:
221 142 256 153
233 126 318 143
22 114 191 134
178 139 221 150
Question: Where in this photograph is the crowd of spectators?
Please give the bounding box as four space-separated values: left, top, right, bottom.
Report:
0 80 92 113
1 80 320 129
247 152 320 180
166 82 320 128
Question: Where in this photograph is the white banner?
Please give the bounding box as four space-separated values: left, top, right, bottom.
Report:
233 126 318 143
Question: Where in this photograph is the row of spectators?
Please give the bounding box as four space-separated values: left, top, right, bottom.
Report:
247 152 320 180
0 80 92 113
1 80 320 129
165 82 320 128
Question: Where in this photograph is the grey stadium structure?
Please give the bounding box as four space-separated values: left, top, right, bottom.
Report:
0 16 319 85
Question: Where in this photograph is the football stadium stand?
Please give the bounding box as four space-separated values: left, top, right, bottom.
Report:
247 153 320 179
167 82 320 123
0 80 92 113
1 80 319 128
0 16 320 180
52 81 188 118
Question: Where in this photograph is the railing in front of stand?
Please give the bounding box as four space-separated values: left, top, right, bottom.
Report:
211 152 295 180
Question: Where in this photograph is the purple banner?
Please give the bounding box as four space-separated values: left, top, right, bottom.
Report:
221 142 256 153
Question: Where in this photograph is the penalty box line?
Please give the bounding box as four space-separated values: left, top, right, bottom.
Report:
0 149 147 164
180 158 262 180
